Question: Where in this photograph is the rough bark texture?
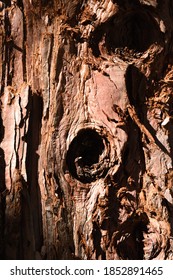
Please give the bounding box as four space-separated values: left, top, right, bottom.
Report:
1 0 173 260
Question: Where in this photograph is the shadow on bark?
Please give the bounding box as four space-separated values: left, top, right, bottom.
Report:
25 93 43 256
0 148 6 259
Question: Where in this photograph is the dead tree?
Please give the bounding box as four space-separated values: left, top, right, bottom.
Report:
0 0 173 260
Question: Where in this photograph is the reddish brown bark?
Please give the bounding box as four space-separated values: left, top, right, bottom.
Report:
0 0 173 260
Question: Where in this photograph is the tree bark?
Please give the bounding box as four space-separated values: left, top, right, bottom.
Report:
0 0 173 260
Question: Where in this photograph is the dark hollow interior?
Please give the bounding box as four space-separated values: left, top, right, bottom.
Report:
90 10 162 57
66 129 105 181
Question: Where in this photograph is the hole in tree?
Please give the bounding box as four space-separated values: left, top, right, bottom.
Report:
107 12 160 52
90 10 162 57
66 129 105 183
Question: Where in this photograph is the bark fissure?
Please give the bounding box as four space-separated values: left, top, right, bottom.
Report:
1 0 173 260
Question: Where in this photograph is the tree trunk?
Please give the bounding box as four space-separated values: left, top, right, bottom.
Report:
0 0 173 260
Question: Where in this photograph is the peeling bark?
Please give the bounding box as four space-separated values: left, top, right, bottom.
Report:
0 0 173 260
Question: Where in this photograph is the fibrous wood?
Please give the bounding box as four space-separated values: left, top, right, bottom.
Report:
0 0 173 260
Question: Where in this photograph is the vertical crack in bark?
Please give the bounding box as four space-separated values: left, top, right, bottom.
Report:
26 94 43 253
18 0 27 81
42 33 54 119
4 7 12 86
0 113 5 258
0 3 5 95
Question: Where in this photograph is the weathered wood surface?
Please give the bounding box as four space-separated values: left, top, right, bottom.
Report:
0 0 173 259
